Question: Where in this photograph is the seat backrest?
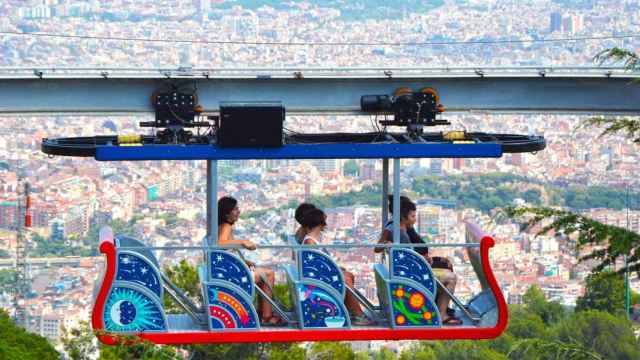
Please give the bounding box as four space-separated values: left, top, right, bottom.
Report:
297 249 344 296
373 263 391 315
208 250 255 298
390 248 436 296
115 250 163 300
116 235 160 268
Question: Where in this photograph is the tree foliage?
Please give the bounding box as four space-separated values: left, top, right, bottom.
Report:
0 269 16 294
586 47 640 143
575 271 625 315
505 206 640 275
309 342 355 360
522 285 565 325
508 339 603 360
554 310 640 360
0 309 59 360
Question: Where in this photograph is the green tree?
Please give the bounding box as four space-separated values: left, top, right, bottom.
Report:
398 343 436 360
522 285 565 325
506 206 640 275
309 342 355 360
554 310 640 360
0 269 16 294
373 347 397 360
0 309 59 360
505 305 548 339
507 48 640 274
98 338 177 360
508 338 603 360
522 188 542 205
575 271 625 315
429 341 507 360
62 321 97 360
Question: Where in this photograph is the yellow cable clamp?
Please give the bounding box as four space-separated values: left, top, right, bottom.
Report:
443 131 467 141
117 134 142 145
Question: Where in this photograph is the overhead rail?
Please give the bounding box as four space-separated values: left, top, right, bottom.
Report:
0 67 639 115
0 66 637 79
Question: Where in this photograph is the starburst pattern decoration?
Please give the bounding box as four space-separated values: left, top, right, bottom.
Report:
103 286 166 332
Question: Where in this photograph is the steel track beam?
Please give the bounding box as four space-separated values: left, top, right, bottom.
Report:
0 67 638 115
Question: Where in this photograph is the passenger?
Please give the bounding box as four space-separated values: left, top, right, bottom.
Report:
294 202 317 243
300 207 373 326
217 196 283 325
376 196 462 325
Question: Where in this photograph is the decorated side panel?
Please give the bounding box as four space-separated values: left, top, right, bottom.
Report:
102 283 167 333
209 251 254 298
389 282 440 328
299 250 344 295
206 283 259 330
116 252 162 300
391 249 436 296
297 283 350 329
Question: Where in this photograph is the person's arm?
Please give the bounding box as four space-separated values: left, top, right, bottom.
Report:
374 229 392 253
302 237 318 246
218 224 256 250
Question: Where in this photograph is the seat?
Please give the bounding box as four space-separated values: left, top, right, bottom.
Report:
285 249 351 329
114 235 163 299
374 248 441 328
201 250 260 329
98 235 168 333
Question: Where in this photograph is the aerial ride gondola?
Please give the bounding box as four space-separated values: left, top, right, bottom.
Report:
42 84 545 345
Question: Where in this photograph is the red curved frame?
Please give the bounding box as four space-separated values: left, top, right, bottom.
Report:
93 226 508 345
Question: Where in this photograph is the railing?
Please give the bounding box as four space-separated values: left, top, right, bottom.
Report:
0 66 637 79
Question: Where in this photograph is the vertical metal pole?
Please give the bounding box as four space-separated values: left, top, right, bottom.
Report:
393 158 401 244
206 160 218 247
625 184 631 318
382 159 389 227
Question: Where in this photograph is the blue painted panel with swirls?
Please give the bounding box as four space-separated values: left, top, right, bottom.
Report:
206 283 258 330
298 284 348 329
116 253 162 299
103 286 166 332
209 251 254 298
391 249 436 296
299 250 344 295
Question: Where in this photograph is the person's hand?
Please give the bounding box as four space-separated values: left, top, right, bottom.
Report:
242 240 257 250
245 260 256 269
425 255 433 265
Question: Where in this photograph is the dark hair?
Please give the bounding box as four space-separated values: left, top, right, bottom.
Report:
218 196 238 225
295 203 316 225
301 208 327 229
387 195 415 219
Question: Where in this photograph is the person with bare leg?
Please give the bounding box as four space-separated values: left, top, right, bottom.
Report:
217 196 282 325
376 196 461 325
299 207 373 326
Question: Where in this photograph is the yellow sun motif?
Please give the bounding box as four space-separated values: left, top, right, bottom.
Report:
422 311 432 320
396 315 406 325
394 288 405 298
409 293 425 309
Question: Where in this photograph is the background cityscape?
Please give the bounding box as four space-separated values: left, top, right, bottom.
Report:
0 0 639 357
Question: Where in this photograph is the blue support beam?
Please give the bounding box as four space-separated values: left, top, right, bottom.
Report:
0 67 639 115
94 143 502 161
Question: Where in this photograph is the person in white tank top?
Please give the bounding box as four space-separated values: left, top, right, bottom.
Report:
300 207 372 326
